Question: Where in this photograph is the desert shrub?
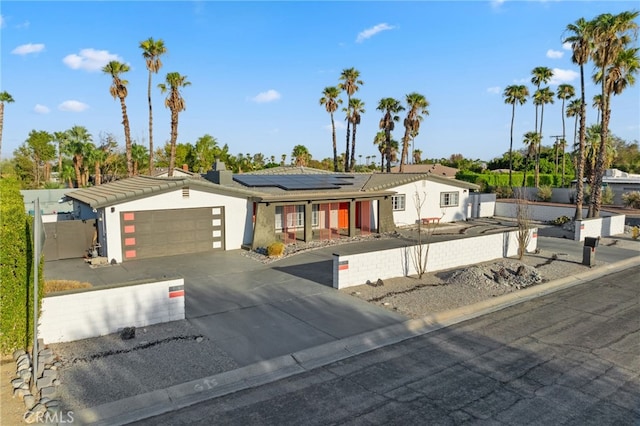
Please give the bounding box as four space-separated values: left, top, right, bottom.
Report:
537 185 553 202
494 186 514 199
551 215 571 226
267 241 285 257
44 280 92 294
601 186 614 205
621 191 640 209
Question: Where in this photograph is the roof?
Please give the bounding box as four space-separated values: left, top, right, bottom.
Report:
66 170 480 208
389 163 459 177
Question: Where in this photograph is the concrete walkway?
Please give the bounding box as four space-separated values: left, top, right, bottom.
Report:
44 234 639 425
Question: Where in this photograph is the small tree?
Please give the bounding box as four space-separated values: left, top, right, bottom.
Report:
411 191 442 278
515 188 532 260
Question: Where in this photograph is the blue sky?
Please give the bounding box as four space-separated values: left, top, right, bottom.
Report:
1 1 639 164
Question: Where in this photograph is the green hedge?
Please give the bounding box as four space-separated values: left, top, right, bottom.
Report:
0 177 43 355
455 171 573 190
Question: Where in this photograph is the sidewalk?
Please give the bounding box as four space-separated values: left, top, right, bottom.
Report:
46 234 638 425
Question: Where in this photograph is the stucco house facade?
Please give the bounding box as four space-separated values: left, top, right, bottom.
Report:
63 165 479 263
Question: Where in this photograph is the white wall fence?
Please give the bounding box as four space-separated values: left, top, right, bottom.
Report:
468 193 496 219
494 201 625 241
39 279 185 344
575 215 626 242
333 229 538 289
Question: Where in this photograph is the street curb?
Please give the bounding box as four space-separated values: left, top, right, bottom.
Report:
74 258 638 425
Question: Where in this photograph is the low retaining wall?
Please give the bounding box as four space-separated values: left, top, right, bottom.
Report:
333 229 538 289
495 201 588 222
575 215 626 241
39 279 185 344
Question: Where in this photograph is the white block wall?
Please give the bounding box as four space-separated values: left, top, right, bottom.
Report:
39 279 185 344
494 201 588 222
574 214 625 241
333 229 538 289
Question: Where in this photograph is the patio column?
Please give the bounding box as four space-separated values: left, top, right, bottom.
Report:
378 196 396 233
348 199 356 236
304 202 313 242
252 202 276 250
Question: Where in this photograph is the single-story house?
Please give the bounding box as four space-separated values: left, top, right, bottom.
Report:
63 163 479 263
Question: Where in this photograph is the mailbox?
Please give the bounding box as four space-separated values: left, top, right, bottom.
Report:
584 237 599 248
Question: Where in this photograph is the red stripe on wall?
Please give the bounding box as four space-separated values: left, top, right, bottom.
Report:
125 250 137 259
339 264 349 271
169 290 185 298
124 225 135 233
123 212 135 221
124 237 136 246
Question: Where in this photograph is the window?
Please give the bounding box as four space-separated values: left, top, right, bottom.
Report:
440 192 459 207
392 194 405 211
275 205 318 230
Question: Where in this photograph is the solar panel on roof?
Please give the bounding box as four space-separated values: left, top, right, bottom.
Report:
233 174 356 190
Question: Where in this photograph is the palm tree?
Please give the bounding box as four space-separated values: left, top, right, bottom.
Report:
86 144 108 185
131 143 148 176
399 93 429 172
373 131 387 171
563 17 592 220
592 94 603 123
158 72 191 177
503 85 529 186
347 98 365 172
377 97 404 173
533 86 555 187
103 60 134 177
61 165 75 188
0 91 15 159
530 67 554 132
65 125 93 187
140 37 167 175
413 149 423 164
522 131 540 187
52 131 69 178
339 68 363 172
292 144 311 167
566 99 581 149
319 86 342 172
589 11 639 217
557 84 575 187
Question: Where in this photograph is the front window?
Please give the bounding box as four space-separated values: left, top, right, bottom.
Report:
275 205 318 230
392 194 406 211
440 192 459 207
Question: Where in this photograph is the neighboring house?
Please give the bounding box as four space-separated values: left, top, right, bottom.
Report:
21 189 75 217
389 163 459 178
63 163 479 263
153 166 200 178
572 168 640 205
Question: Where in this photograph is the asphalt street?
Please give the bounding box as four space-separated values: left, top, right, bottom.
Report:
133 266 640 425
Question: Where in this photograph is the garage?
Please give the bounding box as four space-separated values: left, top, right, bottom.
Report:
120 207 225 260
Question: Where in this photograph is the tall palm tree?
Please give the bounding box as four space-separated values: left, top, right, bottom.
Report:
347 98 365 172
533 86 555 187
102 60 134 177
503 85 529 186
319 86 342 172
530 67 554 132
399 93 429 172
140 37 167 175
589 11 639 217
563 17 592 220
522 131 540 187
413 149 423 164
158 72 191 177
131 143 148 176
65 125 93 187
338 68 363 172
556 84 575 187
377 97 404 173
0 91 15 159
566 99 581 150
373 131 387 171
592 94 603 123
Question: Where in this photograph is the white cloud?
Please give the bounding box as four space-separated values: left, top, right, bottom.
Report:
251 89 281 103
63 48 122 72
487 86 501 95
12 43 45 55
324 121 346 132
0 15 5 28
58 100 89 112
546 49 563 59
356 23 395 43
34 104 50 114
550 68 579 85
562 42 572 51
491 0 506 9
